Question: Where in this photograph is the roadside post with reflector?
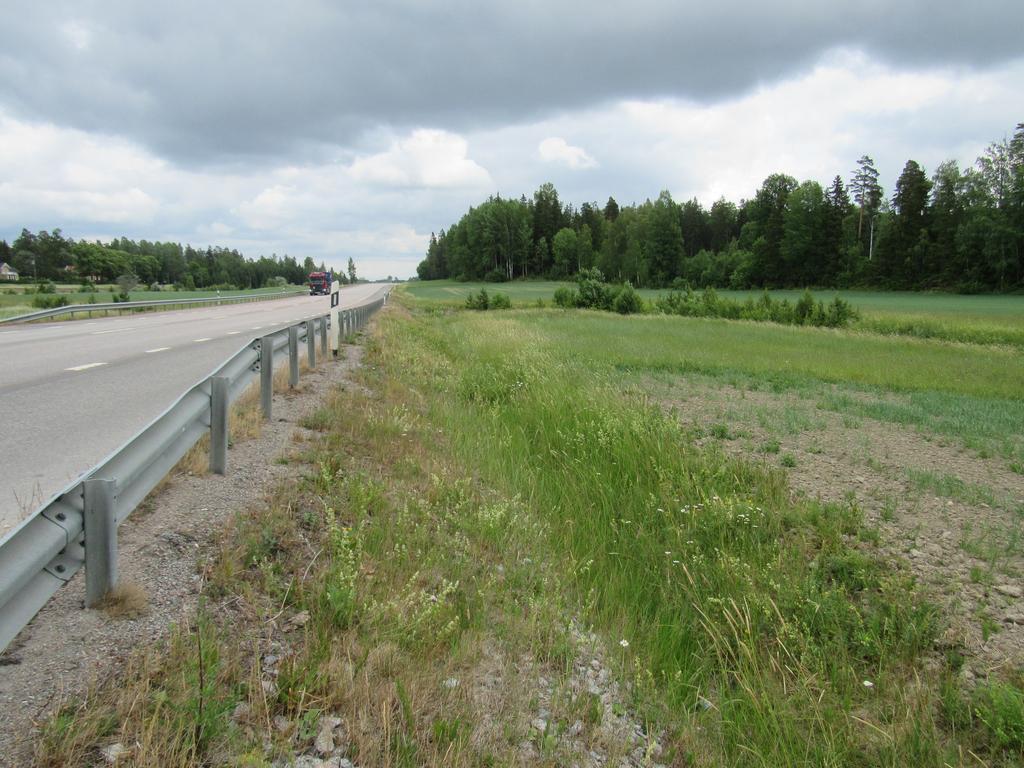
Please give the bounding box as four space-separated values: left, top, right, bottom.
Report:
329 280 341 354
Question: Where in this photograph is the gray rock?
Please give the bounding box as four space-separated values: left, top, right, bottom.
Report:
101 743 129 764
314 723 335 755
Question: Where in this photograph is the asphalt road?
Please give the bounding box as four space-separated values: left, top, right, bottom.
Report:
0 283 389 537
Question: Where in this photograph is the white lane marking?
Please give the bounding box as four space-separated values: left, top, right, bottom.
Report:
92 327 136 335
145 347 172 353
66 362 108 371
193 337 212 343
250 326 262 330
227 331 241 335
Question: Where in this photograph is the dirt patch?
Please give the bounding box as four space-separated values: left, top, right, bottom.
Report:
0 343 367 766
655 377 1024 681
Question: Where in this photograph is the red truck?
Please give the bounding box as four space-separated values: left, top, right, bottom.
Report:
308 271 331 295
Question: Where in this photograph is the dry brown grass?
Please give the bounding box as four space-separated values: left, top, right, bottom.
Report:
97 582 149 619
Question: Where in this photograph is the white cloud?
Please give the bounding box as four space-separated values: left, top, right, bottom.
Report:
0 116 161 223
606 51 1024 203
60 20 93 52
349 130 491 189
538 137 597 169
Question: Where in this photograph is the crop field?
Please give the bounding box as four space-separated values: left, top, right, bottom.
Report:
33 290 1024 766
0 284 305 320
405 280 1024 346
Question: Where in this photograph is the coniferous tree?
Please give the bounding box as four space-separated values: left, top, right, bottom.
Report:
850 155 883 241
603 196 620 221
822 175 852 285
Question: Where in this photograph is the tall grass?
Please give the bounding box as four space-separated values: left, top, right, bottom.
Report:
371 308 995 765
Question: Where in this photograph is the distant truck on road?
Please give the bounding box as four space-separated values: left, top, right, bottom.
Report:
308 271 332 295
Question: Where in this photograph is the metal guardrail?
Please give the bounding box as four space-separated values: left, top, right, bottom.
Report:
0 289 307 325
0 292 389 652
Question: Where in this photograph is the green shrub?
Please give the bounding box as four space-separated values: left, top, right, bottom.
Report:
465 289 510 310
465 288 490 310
611 282 642 314
483 268 507 283
575 268 613 310
31 294 69 309
553 286 576 308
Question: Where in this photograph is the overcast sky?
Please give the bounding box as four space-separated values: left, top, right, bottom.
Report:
1 1 1022 279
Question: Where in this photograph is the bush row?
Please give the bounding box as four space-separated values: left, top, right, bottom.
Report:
465 288 511 310
553 269 643 314
655 287 859 328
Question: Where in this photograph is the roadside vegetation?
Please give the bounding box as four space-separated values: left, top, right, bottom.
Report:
33 293 1024 767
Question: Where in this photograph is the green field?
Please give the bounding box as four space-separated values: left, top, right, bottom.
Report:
0 284 305 320
404 280 1024 346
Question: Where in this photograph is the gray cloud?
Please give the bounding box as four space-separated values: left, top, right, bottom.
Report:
2 0 1022 166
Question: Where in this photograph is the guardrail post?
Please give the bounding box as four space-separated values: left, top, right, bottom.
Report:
306 321 316 368
210 376 229 474
84 478 117 608
288 326 299 387
319 316 328 357
260 335 274 420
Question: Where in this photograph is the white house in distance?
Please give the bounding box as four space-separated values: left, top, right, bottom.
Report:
0 262 18 281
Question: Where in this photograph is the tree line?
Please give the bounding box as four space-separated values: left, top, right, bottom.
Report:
418 122 1024 292
0 230 356 289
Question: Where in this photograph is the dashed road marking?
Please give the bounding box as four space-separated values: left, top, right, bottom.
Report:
193 337 212 343
145 347 172 353
66 362 107 371
227 331 241 335
92 327 136 335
